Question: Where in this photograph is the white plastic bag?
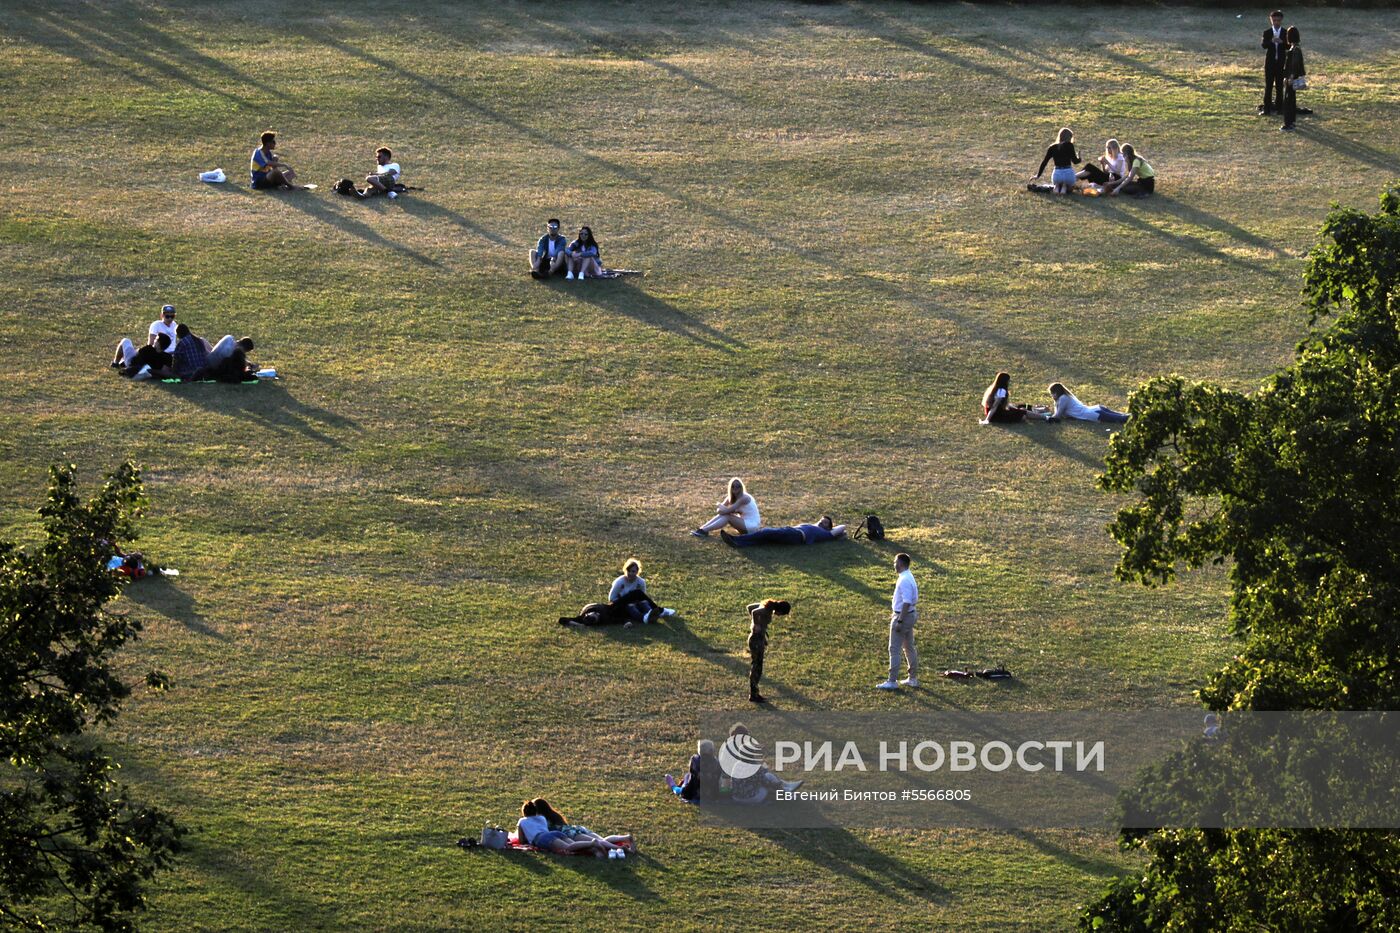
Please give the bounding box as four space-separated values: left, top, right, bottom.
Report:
199 168 227 184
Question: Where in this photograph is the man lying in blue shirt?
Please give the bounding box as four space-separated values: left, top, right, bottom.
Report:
721 515 848 547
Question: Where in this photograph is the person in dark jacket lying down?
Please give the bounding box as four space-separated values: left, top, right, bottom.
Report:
720 515 847 547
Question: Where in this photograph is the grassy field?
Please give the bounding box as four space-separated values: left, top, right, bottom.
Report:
2 1 1398 929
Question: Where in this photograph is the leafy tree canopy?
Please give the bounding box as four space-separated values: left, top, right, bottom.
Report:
0 463 183 932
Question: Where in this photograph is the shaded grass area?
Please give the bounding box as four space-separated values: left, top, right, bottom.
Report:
1 1 1398 928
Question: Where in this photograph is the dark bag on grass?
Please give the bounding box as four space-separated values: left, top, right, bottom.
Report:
975 666 1013 680
334 178 358 196
854 514 885 541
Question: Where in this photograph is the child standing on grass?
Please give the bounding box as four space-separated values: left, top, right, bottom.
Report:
746 599 791 703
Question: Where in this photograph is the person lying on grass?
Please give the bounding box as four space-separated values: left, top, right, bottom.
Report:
607 558 677 626
565 225 602 280
721 515 847 548
1047 382 1129 424
691 477 761 537
981 371 1052 424
205 335 259 382
359 146 402 198
250 130 308 191
666 739 723 802
515 799 635 857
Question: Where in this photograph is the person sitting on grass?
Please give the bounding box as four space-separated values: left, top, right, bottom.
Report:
666 739 723 803
250 130 307 191
721 515 847 548
565 225 602 281
530 219 569 278
981 371 1051 424
360 146 402 198
1033 127 1081 195
1076 138 1125 188
120 332 175 380
1047 382 1129 424
692 477 761 537
171 323 213 381
1105 144 1155 197
531 798 636 857
607 559 677 626
726 723 803 804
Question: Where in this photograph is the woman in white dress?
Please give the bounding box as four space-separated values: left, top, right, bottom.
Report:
691 477 761 537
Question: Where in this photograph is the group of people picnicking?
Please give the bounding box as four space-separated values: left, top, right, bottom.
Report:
529 219 608 280
1030 10 1311 198
1032 130 1155 198
110 304 263 383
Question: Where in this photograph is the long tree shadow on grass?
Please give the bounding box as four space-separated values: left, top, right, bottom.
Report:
1078 198 1275 274
736 822 951 905
276 193 445 268
1297 124 1400 174
725 540 888 605
998 422 1109 472
305 29 1119 390
153 381 359 450
7 2 276 108
122 574 227 641
392 197 515 249
539 279 744 354
1148 196 1283 259
596 613 817 708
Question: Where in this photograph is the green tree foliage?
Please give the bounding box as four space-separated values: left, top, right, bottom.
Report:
1080 186 1400 931
0 463 183 931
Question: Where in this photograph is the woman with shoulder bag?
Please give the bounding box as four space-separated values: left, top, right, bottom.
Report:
1281 26 1306 132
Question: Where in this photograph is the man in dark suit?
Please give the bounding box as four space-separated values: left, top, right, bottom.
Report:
1260 9 1287 116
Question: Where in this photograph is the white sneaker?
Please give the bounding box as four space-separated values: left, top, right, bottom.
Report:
900 677 921 688
132 365 153 381
615 849 626 860
661 608 677 618
387 190 398 199
876 680 899 691
565 272 575 280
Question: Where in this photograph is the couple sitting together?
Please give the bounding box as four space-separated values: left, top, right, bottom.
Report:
558 559 678 628
111 305 260 382
514 798 635 858
529 219 606 280
1033 129 1155 197
690 478 846 548
981 371 1129 425
665 724 802 805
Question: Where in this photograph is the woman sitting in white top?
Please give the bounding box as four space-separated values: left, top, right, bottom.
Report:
691 477 761 537
607 559 676 626
1077 138 1126 188
1047 382 1129 424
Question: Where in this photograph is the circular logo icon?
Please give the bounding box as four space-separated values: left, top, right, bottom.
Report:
719 733 766 780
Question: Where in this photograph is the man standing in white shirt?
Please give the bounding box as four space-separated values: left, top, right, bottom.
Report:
877 553 919 690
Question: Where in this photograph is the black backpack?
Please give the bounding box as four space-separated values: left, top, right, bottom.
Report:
854 514 885 541
333 178 359 197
